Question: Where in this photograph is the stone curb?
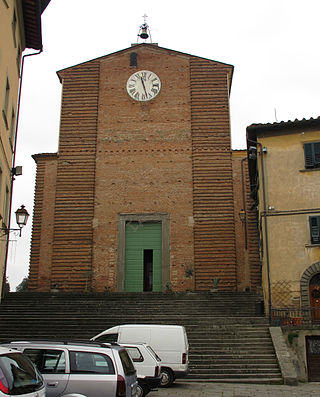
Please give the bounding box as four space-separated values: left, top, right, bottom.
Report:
269 326 299 385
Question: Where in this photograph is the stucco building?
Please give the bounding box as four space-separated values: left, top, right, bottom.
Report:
28 43 260 293
247 117 320 381
247 117 320 319
0 0 50 297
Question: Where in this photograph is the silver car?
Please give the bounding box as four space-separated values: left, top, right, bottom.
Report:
1 341 137 397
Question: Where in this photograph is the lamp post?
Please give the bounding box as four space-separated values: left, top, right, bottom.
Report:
14 205 29 236
1 205 29 237
1 205 29 299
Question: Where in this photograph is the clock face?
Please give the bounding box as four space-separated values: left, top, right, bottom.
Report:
126 70 161 102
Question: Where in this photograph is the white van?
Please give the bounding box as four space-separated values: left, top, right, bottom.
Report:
91 324 189 387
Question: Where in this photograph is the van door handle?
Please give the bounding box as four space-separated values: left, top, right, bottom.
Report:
47 382 59 387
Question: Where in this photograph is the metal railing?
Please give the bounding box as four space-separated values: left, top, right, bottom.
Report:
271 307 320 326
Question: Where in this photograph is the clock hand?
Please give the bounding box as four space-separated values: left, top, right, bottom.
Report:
140 77 148 97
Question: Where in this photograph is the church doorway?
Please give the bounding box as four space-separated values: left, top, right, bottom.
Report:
310 273 320 323
124 222 162 292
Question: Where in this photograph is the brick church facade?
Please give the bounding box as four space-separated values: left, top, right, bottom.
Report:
28 44 260 293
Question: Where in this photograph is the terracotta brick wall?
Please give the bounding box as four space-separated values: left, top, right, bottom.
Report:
50 61 100 290
29 154 58 290
92 47 194 291
28 45 258 292
190 58 236 290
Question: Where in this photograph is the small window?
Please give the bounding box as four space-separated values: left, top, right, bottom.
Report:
2 78 10 129
12 9 17 47
70 351 115 374
130 52 138 67
9 107 15 146
94 333 118 343
309 216 320 244
126 347 143 362
24 349 66 374
147 345 161 361
304 142 320 169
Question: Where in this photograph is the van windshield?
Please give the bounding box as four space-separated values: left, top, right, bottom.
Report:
0 352 43 394
94 333 118 343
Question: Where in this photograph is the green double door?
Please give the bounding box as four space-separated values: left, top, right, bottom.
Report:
125 222 162 292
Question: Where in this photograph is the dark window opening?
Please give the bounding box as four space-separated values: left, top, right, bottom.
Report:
144 249 153 291
310 216 320 244
304 142 320 169
130 52 138 67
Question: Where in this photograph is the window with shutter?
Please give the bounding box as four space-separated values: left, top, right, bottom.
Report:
310 216 320 244
304 142 320 169
314 142 320 166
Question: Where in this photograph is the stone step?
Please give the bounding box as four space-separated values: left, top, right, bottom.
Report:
190 354 278 361
183 377 283 384
0 292 281 384
189 363 280 369
189 368 281 375
190 338 273 345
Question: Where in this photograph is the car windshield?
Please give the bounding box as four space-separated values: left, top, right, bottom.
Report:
0 352 43 394
146 346 161 362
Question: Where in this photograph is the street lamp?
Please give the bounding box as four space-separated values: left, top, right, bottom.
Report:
1 205 29 237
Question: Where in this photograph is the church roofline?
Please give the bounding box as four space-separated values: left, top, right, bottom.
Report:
32 152 58 163
56 43 234 84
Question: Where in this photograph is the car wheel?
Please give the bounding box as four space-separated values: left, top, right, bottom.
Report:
160 368 174 387
136 383 149 397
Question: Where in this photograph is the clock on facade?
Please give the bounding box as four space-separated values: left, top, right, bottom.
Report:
126 70 161 102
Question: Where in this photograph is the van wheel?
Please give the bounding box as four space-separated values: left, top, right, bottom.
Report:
160 368 174 387
136 383 149 397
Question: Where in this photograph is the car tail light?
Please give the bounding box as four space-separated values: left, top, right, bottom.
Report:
154 365 160 377
116 374 126 397
182 353 187 364
0 380 9 395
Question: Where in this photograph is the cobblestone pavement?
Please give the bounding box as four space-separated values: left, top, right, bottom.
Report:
148 381 320 397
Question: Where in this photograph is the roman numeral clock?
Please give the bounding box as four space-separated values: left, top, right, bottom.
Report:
126 70 161 101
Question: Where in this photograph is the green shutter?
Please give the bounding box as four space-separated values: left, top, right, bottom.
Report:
304 142 320 169
304 143 314 168
125 222 162 292
310 216 320 244
314 143 320 167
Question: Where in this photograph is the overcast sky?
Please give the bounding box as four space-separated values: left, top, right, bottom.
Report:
6 0 320 290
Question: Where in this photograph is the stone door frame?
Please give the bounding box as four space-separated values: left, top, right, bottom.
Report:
300 261 320 322
116 213 170 292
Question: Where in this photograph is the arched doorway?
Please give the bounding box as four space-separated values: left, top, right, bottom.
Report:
310 273 320 323
301 261 320 323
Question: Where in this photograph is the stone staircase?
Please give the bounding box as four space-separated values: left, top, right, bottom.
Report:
0 291 282 384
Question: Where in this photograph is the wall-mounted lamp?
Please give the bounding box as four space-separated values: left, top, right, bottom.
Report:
1 205 29 237
248 146 257 160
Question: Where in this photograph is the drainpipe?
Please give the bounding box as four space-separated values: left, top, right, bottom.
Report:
1 49 43 299
241 157 248 250
248 139 272 322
